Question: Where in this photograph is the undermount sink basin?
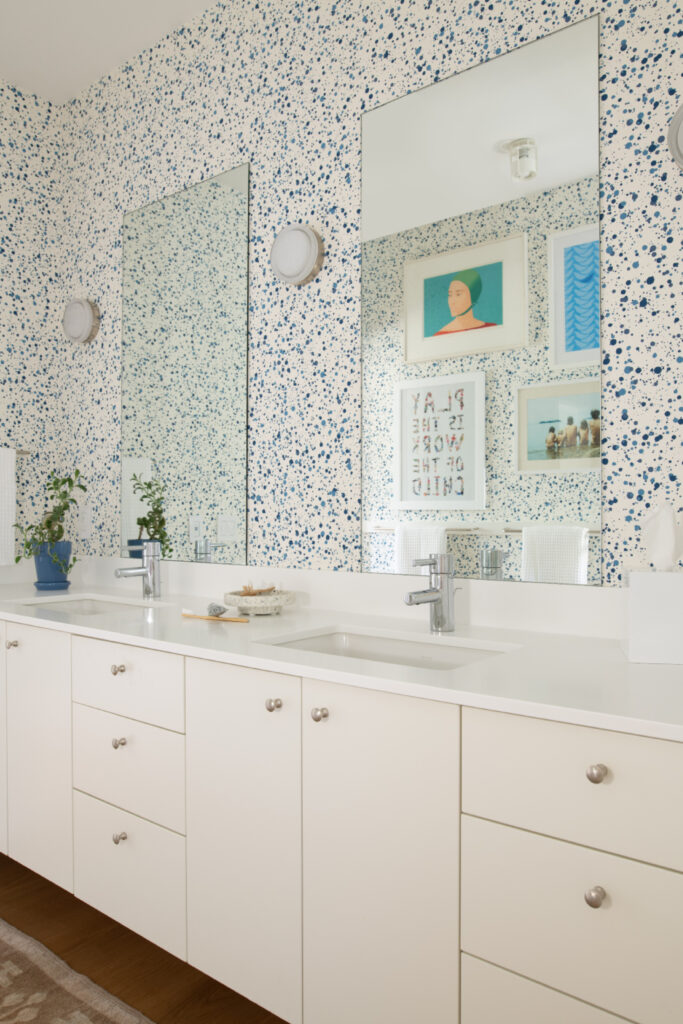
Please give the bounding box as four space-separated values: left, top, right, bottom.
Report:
14 594 169 616
272 630 507 672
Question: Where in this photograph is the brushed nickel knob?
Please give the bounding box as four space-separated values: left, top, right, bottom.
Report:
111 737 127 749
586 763 608 784
112 832 128 845
110 664 126 676
584 885 607 908
5 640 18 649
311 707 329 722
265 698 283 712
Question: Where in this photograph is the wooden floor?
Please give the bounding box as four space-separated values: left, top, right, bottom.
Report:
0 854 286 1024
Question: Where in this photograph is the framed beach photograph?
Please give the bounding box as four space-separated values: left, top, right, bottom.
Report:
549 224 600 368
515 378 600 474
395 372 486 510
404 234 527 364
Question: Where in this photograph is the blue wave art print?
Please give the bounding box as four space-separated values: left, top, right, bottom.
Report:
564 239 599 353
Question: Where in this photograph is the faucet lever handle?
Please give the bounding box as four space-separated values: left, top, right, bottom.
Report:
413 557 437 567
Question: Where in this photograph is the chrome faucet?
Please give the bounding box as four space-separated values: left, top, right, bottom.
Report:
194 539 230 563
115 539 162 599
404 553 458 633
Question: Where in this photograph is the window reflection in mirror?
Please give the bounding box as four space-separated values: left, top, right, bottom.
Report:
361 18 601 584
121 164 249 564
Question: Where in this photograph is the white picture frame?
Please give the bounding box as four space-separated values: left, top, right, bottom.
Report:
404 234 527 364
515 378 601 474
549 224 600 368
395 372 486 509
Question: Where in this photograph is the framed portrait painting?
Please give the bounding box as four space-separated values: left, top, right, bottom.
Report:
515 378 600 474
404 234 527 364
395 372 486 510
549 224 600 368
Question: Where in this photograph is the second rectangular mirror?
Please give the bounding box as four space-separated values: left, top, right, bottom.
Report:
121 164 249 565
361 18 601 585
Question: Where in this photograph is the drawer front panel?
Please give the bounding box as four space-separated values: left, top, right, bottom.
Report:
461 955 627 1024
73 704 185 834
461 815 683 1024
462 706 683 870
74 791 186 961
72 636 184 731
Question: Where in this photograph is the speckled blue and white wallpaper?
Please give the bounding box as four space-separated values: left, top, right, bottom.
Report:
362 176 602 582
0 0 680 582
121 169 248 564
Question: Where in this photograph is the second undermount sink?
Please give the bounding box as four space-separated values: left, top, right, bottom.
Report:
271 629 509 672
14 594 170 616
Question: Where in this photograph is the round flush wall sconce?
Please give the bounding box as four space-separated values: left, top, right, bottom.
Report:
270 224 324 286
503 138 538 182
668 104 683 170
62 299 100 344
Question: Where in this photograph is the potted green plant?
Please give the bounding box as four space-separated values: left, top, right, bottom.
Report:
128 474 172 558
14 469 87 590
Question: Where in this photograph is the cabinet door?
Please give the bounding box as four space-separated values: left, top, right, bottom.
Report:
6 623 72 890
74 791 186 960
186 659 301 1024
461 955 626 1024
0 620 7 855
303 678 460 1024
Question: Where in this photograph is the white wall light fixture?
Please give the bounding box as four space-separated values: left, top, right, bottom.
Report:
668 104 683 170
270 224 324 286
504 138 538 182
62 299 100 344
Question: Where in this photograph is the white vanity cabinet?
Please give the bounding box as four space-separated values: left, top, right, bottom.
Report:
186 659 302 1024
5 622 72 891
3 611 683 1024
302 677 460 1024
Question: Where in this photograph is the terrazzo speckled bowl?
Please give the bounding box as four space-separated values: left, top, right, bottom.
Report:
225 590 295 616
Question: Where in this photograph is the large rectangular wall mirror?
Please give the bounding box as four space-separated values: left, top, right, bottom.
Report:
121 164 249 565
361 17 601 585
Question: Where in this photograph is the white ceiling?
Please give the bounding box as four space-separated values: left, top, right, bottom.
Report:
362 18 599 241
0 0 218 104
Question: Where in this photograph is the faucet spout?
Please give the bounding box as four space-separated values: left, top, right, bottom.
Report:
404 588 441 606
115 566 149 579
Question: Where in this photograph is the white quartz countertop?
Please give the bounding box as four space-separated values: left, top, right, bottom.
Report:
1 584 682 741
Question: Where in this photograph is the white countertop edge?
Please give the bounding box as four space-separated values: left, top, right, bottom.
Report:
1 587 683 743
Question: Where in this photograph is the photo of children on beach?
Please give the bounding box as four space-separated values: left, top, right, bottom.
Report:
517 380 600 473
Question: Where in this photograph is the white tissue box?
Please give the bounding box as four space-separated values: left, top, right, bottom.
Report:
626 571 683 664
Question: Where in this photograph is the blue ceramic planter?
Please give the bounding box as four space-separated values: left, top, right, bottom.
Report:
33 541 72 591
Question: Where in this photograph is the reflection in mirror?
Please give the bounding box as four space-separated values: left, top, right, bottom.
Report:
361 18 601 585
121 164 249 564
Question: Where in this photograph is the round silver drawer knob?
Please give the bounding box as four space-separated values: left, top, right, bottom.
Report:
112 832 128 845
110 664 126 676
584 885 607 909
586 763 609 784
111 737 127 749
5 640 18 649
265 698 283 712
311 707 329 723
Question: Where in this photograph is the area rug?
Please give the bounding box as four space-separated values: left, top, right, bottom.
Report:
0 918 154 1023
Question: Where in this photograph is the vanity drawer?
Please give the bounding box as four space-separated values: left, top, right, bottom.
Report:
74 791 186 961
462 707 683 870
461 815 683 1024
73 704 185 834
72 636 184 732
461 954 626 1024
